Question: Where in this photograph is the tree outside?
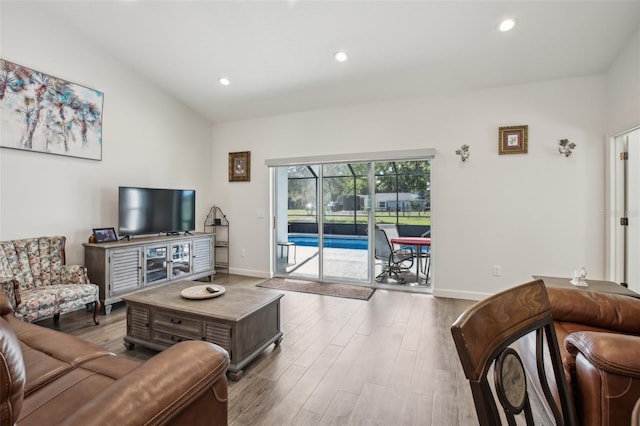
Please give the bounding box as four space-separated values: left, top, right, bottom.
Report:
287 160 431 227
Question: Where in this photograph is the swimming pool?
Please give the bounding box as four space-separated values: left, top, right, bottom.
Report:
288 234 368 250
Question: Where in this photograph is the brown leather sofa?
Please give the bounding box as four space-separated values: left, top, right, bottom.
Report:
521 286 640 426
0 293 229 425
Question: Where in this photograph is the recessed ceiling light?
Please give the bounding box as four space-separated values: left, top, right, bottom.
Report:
498 18 517 32
334 51 348 62
218 77 230 86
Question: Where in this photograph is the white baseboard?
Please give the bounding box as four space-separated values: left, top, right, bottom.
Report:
220 269 490 301
432 288 490 301
227 268 270 279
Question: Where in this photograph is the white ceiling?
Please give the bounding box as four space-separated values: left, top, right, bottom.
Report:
30 1 640 123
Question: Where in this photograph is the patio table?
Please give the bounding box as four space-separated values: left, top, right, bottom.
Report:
391 237 431 284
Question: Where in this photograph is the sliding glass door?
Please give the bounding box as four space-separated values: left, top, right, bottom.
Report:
271 155 431 290
274 162 371 284
274 165 320 280
321 163 371 282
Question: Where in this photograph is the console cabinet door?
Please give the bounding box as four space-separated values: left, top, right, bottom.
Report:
109 247 143 296
170 242 192 279
193 236 214 274
145 245 169 285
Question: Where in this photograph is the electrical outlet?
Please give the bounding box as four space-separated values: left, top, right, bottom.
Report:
240 248 246 257
492 265 502 276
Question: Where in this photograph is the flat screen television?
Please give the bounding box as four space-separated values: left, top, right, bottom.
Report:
118 187 196 236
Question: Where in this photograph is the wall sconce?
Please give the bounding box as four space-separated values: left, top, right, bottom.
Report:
558 139 576 157
455 144 470 162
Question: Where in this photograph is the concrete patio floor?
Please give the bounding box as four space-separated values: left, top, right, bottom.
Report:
276 245 432 294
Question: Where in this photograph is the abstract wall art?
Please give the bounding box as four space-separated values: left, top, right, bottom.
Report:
0 59 103 161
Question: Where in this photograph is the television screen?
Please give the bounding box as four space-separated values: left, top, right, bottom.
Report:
118 187 196 236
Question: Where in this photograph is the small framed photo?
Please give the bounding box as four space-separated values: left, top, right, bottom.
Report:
229 151 251 182
93 227 118 243
499 125 528 155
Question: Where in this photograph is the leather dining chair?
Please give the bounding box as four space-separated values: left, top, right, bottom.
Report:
451 280 577 426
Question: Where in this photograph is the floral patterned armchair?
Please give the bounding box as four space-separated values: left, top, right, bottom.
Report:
0 236 100 324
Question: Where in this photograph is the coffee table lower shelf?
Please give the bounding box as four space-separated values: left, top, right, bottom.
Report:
123 281 284 381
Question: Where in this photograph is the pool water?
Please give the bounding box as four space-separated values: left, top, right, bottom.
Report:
288 235 368 250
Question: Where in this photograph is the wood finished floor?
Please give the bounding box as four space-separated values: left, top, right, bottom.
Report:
38 275 478 425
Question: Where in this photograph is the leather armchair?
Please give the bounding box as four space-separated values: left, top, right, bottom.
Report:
565 331 640 426
521 286 640 426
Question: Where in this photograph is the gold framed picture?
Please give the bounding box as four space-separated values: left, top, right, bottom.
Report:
229 151 250 182
499 125 528 155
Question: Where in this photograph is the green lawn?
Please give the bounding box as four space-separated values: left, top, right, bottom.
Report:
288 209 431 226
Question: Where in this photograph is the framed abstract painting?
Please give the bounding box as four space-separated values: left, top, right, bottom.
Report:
0 58 103 161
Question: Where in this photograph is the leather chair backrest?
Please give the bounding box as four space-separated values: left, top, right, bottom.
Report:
547 287 640 334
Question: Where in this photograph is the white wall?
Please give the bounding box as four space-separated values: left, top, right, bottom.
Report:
3 3 629 298
606 27 640 136
0 4 214 264
212 76 607 299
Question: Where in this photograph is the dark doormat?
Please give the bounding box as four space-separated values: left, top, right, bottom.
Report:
257 278 375 301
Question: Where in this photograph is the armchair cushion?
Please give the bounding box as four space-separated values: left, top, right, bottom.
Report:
15 284 99 323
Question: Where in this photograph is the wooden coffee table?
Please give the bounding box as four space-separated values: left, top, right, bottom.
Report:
123 280 284 380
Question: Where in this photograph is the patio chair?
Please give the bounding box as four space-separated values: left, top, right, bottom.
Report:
377 223 412 256
417 228 431 280
379 224 431 281
374 228 414 283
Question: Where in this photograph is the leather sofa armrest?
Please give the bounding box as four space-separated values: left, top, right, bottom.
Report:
565 331 640 378
59 341 229 426
547 287 640 334
59 265 89 284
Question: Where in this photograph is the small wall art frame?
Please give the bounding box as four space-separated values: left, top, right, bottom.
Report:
229 151 251 182
498 125 528 155
0 58 104 161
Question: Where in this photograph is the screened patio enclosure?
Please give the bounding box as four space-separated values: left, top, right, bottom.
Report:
271 157 432 291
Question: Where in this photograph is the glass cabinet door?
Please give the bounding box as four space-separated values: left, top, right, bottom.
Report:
145 245 168 284
171 242 191 279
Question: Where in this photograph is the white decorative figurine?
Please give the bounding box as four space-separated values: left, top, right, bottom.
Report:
570 266 588 287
